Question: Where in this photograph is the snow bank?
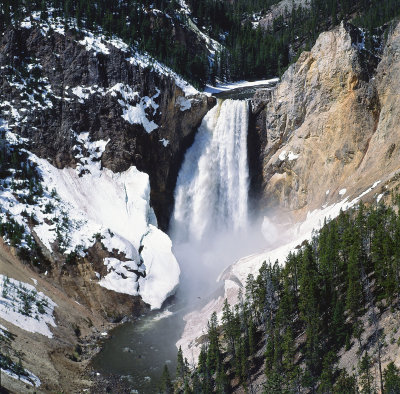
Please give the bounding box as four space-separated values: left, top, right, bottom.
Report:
204 78 279 95
0 275 56 338
99 258 144 295
176 96 192 111
232 181 382 284
33 149 179 309
140 225 180 308
279 150 299 161
0 119 178 310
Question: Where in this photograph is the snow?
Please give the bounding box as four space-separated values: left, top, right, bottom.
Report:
287 151 299 161
140 225 180 309
33 152 179 309
186 18 222 60
372 180 381 188
71 86 90 100
99 258 142 295
279 150 299 161
0 120 178 310
1 367 41 387
204 78 279 95
20 20 32 29
232 181 383 285
71 83 160 133
121 95 159 133
178 0 191 15
339 188 347 196
176 96 192 111
31 278 37 286
79 32 110 55
18 11 198 100
127 54 198 96
326 190 330 195
0 275 56 338
353 28 366 51
159 138 169 147
377 193 384 203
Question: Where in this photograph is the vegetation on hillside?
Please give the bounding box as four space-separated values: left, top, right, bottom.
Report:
163 198 400 393
1 0 400 88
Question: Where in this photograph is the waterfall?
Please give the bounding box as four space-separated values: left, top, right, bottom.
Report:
172 99 249 243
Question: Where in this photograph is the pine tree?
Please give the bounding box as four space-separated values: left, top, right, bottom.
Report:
358 352 374 394
299 242 321 385
318 351 337 393
333 369 357 393
159 365 173 394
176 346 185 379
384 362 400 394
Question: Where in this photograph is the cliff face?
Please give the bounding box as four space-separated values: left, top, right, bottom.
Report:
0 24 215 229
0 17 218 321
251 22 399 221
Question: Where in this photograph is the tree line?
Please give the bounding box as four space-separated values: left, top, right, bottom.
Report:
162 198 400 393
1 0 400 88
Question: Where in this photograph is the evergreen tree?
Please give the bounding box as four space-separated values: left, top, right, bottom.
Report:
384 362 400 394
159 365 173 394
358 352 374 394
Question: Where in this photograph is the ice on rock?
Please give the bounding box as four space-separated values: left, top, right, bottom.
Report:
140 225 180 309
159 138 169 147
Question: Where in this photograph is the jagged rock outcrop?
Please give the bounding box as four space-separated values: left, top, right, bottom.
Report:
0 24 215 229
251 21 399 220
258 0 311 30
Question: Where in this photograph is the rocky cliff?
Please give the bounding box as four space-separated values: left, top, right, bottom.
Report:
0 21 215 230
251 21 399 222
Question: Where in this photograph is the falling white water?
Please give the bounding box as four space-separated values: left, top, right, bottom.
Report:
172 99 249 242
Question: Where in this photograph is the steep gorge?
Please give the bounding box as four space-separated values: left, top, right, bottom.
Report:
2 7 400 393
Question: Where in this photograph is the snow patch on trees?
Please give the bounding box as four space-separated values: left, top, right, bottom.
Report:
0 275 56 338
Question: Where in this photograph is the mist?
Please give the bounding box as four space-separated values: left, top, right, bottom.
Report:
172 215 280 304
169 98 280 306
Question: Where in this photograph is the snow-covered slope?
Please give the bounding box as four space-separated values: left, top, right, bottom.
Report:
19 11 198 97
0 120 179 309
0 275 56 338
34 155 180 309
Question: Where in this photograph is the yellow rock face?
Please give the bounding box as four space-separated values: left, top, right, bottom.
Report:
254 22 400 221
